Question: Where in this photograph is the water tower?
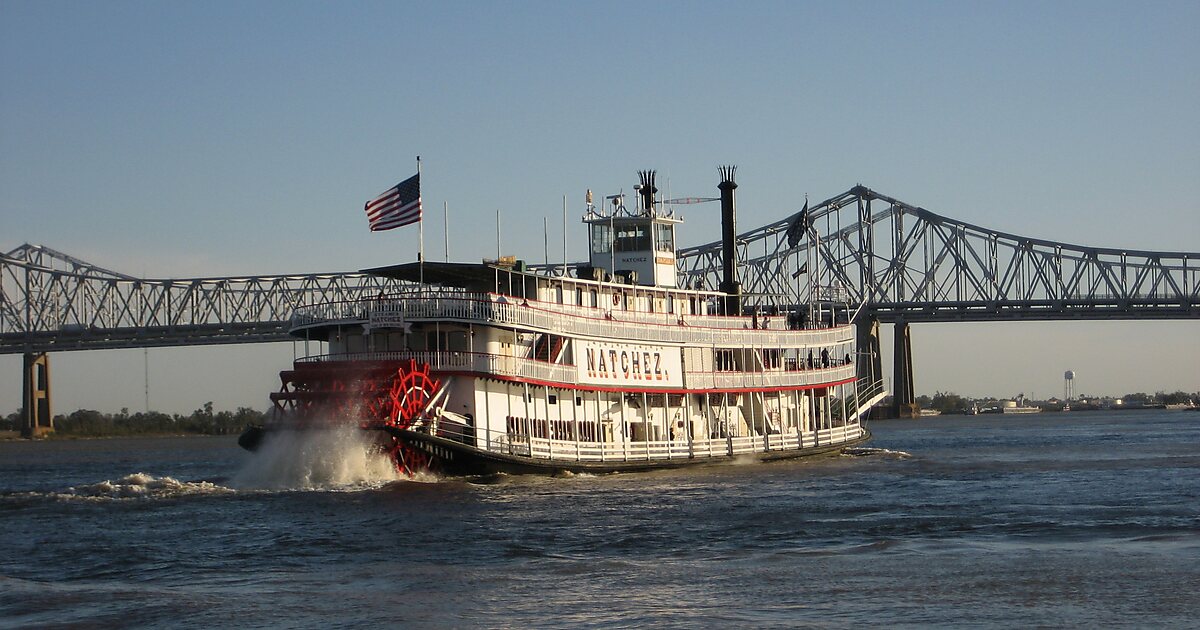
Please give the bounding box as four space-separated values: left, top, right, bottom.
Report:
1064 370 1075 402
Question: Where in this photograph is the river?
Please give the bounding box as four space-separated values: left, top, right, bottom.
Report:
2 410 1197 628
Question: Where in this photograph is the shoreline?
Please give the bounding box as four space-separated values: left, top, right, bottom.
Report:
0 431 235 442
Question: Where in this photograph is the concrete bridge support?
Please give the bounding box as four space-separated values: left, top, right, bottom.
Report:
856 315 883 408
892 321 918 419
21 352 53 438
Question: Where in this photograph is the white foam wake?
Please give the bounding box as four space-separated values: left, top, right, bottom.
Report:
59 473 235 500
841 447 913 459
231 425 405 491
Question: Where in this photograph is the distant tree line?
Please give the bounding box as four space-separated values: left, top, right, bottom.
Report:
912 390 1197 413
1120 391 1196 405
3 402 266 437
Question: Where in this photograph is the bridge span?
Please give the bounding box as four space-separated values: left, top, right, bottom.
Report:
4 184 1197 433
675 185 1198 416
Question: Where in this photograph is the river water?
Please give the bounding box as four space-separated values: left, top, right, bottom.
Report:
2 410 1197 628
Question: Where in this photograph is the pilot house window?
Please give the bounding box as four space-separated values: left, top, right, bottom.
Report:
655 223 674 253
591 224 612 254
614 225 651 252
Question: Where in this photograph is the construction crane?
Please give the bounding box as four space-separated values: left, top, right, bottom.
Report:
660 197 719 205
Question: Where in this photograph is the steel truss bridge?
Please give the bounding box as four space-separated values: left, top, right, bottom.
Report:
675 184 1198 415
4 184 1198 430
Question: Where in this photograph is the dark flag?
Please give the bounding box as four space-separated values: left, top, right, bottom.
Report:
785 199 809 248
365 173 421 231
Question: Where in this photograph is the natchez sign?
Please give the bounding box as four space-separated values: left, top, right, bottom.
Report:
577 341 683 388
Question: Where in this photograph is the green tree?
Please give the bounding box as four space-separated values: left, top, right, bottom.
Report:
930 391 968 413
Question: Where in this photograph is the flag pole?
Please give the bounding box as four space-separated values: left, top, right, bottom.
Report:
417 156 424 287
561 194 567 277
444 200 449 262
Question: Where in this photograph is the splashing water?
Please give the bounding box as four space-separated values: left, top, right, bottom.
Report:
231 425 405 490
51 473 235 501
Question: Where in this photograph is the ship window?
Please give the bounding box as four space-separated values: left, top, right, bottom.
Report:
591 224 612 253
614 225 651 252
655 223 674 253
549 394 558 405
761 349 781 369
715 349 737 371
576 396 583 406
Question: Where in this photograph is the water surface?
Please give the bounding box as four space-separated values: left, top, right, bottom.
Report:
2 411 1197 628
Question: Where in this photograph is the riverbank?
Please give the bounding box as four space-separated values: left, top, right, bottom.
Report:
0 431 229 442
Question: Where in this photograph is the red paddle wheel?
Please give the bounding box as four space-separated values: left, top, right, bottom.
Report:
269 358 441 474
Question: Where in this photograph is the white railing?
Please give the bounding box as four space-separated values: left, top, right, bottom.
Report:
296 348 858 391
297 350 576 383
292 292 856 349
437 420 866 465
685 363 857 390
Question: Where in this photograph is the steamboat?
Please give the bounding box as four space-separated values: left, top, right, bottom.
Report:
241 168 887 475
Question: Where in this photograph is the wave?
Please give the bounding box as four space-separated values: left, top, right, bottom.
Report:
841 447 913 459
20 473 236 501
3 426 434 501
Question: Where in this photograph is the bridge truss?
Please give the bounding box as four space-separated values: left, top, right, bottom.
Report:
4 185 1197 424
677 185 1198 322
1 244 410 354
675 184 1198 416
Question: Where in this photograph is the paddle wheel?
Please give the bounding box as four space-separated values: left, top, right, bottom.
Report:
268 358 441 474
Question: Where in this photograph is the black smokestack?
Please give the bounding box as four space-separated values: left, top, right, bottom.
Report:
718 165 741 315
638 170 657 213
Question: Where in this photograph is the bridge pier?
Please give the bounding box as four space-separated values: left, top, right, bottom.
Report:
21 352 54 438
892 321 918 419
856 315 883 412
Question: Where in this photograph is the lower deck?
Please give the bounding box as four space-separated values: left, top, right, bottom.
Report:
418 375 886 472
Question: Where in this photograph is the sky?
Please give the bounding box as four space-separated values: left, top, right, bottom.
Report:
2 1 1198 415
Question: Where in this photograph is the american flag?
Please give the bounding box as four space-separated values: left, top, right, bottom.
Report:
365 173 421 231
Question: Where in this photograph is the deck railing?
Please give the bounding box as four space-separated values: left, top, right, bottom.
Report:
455 420 866 463
296 350 576 383
292 292 856 348
296 349 859 390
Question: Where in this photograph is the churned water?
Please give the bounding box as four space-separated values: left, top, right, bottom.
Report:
1 411 1198 628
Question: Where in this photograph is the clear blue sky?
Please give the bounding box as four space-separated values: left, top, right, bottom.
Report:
3 1 1198 414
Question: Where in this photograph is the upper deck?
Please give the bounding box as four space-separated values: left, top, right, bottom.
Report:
290 262 856 350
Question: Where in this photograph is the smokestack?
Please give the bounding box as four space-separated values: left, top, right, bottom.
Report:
718 165 741 315
638 170 657 213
